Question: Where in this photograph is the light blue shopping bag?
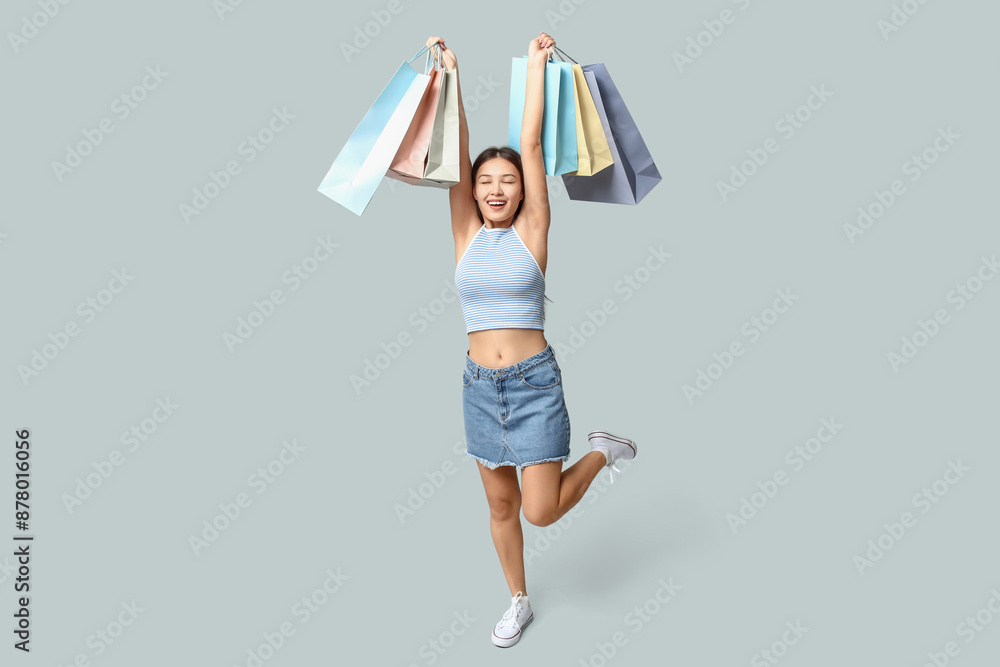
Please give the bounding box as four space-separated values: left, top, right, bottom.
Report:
317 45 432 216
508 55 578 176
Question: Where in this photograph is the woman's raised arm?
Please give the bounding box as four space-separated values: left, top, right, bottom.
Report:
425 37 478 241
518 32 554 230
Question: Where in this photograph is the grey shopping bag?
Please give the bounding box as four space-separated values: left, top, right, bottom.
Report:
561 62 661 204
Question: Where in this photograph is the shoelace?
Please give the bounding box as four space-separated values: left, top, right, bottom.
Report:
608 461 621 485
498 594 525 633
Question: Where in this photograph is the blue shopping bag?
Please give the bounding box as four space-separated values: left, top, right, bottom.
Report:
508 55 578 176
561 61 661 205
317 45 433 216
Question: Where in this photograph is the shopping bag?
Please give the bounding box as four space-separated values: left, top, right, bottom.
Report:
562 61 661 205
386 46 444 185
560 69 630 204
422 66 460 186
317 45 432 215
508 55 578 176
550 59 579 175
567 63 613 176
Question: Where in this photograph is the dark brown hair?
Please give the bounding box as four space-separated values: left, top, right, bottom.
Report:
470 145 553 317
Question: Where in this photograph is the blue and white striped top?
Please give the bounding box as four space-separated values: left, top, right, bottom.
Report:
455 224 545 333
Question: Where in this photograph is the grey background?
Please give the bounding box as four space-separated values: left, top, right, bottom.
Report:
3 0 999 665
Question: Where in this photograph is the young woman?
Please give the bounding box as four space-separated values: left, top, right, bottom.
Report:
426 32 638 648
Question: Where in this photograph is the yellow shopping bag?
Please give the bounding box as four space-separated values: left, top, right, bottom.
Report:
562 52 613 177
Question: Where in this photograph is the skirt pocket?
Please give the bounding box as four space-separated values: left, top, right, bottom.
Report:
519 359 560 390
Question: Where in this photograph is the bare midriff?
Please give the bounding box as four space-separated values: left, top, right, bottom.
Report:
468 328 547 369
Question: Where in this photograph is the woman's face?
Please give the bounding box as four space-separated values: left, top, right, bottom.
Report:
474 158 523 223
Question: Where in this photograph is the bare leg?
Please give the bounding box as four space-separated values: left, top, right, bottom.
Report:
477 462 527 597
520 451 607 527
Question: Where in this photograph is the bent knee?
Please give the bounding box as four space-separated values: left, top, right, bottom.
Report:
522 505 557 527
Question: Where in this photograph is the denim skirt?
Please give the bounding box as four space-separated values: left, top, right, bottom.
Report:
462 344 571 469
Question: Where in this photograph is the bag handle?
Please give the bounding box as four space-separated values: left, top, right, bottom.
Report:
551 45 578 64
408 43 432 66
413 43 445 75
431 43 445 73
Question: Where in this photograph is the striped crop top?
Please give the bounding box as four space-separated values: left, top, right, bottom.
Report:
455 224 545 333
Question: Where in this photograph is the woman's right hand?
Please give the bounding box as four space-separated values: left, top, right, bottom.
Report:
426 36 458 69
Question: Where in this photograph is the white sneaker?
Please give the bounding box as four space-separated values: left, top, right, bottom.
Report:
492 591 532 648
588 431 637 484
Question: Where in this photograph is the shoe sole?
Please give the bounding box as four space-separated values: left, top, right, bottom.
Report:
492 613 533 648
587 431 637 458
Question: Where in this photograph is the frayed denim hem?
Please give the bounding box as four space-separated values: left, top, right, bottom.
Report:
465 452 570 469
465 452 518 469
520 454 570 467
